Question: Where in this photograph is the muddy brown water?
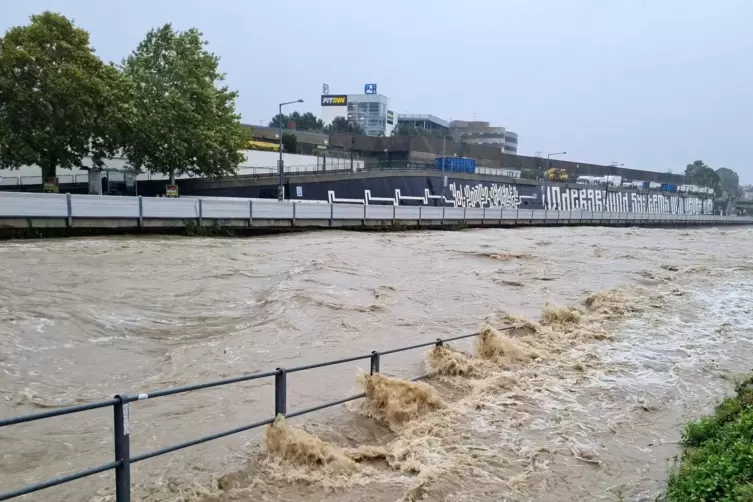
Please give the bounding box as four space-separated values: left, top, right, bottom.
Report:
1 227 752 501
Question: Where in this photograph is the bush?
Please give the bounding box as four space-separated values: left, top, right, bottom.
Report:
666 374 753 501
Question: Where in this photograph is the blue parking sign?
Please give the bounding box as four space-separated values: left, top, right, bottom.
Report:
364 84 377 94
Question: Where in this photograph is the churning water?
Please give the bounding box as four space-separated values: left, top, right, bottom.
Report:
1 226 752 501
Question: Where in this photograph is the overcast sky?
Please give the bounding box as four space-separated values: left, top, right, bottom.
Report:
3 0 752 180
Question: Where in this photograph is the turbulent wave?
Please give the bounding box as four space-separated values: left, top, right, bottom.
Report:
351 373 445 430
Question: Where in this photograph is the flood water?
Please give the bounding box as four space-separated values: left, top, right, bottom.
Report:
1 226 752 501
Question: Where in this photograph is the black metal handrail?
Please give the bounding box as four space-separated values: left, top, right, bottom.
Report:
0 331 481 501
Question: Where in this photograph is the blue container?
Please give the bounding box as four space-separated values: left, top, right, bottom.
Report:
436 157 476 173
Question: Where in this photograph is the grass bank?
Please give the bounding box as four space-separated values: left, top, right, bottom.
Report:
665 375 753 501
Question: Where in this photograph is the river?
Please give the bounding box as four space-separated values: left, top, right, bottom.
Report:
1 226 752 501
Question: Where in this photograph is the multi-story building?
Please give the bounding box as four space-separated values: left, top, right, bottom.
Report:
450 120 518 154
320 91 395 137
395 114 450 134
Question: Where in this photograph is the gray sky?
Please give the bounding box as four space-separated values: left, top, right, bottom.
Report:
3 0 752 180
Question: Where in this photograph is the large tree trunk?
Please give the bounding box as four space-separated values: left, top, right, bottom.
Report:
169 168 175 185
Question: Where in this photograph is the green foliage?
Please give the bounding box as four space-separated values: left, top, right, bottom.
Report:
281 133 297 153
121 24 245 181
0 11 130 179
391 122 447 138
666 374 753 501
325 116 363 134
685 160 721 195
269 111 324 131
716 168 740 197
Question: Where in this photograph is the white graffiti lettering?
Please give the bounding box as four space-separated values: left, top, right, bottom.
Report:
542 186 713 214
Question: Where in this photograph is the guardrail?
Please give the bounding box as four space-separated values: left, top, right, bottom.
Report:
0 332 480 501
0 192 750 227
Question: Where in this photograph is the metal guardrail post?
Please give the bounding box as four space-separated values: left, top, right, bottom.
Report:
419 205 422 224
249 200 253 226
66 193 72 227
274 368 287 416
329 203 334 227
198 199 203 226
392 204 396 223
292 202 296 226
138 196 143 227
441 205 445 226
363 203 367 225
463 206 467 223
113 396 131 502
370 351 380 374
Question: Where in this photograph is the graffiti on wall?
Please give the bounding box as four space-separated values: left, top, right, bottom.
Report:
447 183 536 208
541 186 713 215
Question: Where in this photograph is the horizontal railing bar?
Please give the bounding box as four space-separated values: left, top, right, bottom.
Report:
0 461 120 501
440 332 482 343
0 398 120 427
124 369 280 402
379 340 443 356
285 392 367 419
411 373 434 382
130 416 276 464
286 353 373 374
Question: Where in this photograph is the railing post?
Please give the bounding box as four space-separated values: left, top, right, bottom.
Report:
138 196 143 227
441 205 446 226
363 203 367 225
392 204 396 223
435 338 443 347
463 206 467 224
274 368 287 416
329 203 334 227
370 351 380 374
249 199 253 226
113 395 131 502
292 201 296 227
418 204 423 225
198 198 203 226
66 193 73 227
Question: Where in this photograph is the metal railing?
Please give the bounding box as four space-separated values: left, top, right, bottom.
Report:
0 332 481 501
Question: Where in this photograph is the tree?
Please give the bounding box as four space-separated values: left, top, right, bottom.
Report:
281 133 297 153
685 160 720 190
0 12 130 185
325 116 363 134
122 24 246 183
268 111 324 131
716 167 740 197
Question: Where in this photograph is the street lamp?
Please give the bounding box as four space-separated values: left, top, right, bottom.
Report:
278 98 303 201
546 151 567 172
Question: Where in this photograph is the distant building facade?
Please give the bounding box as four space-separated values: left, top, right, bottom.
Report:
450 120 518 154
396 114 450 134
320 91 395 137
